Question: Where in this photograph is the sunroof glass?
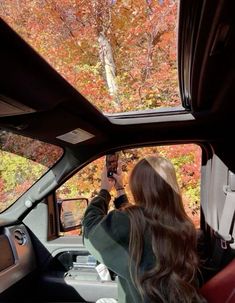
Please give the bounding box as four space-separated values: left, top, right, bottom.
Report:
0 0 180 114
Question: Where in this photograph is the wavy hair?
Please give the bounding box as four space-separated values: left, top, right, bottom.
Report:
124 156 205 302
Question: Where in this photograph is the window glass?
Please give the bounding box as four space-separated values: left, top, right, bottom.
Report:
0 0 179 114
57 143 201 234
0 130 63 212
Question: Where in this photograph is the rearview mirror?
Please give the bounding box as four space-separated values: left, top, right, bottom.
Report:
57 198 88 232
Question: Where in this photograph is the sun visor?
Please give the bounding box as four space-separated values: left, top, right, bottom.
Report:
0 95 35 117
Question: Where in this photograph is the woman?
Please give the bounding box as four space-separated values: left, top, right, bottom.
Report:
83 156 206 303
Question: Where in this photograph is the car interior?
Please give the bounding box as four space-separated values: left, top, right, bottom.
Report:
0 0 235 302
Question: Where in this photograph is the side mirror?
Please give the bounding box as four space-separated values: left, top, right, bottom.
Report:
57 198 88 232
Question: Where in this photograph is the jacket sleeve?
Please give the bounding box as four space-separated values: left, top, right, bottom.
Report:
82 190 130 277
82 189 111 237
113 193 129 209
83 189 129 237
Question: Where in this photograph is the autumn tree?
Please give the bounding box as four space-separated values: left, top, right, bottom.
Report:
0 0 179 112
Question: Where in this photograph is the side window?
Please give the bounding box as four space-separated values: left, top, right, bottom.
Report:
57 157 104 200
0 130 63 213
56 144 201 235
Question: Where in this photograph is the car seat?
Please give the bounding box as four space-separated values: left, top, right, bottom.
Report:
200 258 235 303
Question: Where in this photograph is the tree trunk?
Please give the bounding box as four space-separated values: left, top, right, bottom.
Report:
94 0 120 108
98 32 120 107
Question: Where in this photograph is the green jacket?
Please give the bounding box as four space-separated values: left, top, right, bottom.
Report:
83 189 153 303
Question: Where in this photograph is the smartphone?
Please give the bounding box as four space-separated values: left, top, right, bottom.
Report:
106 152 119 177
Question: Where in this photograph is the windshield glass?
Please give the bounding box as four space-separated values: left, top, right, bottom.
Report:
0 0 179 114
0 130 63 212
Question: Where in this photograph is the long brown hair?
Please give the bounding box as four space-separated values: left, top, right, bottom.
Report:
124 156 205 302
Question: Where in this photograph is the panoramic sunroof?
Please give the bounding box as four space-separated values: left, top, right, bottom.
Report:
0 0 180 114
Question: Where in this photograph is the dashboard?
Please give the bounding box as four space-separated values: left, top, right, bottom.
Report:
0 224 36 293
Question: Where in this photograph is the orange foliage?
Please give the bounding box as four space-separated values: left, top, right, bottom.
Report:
0 0 179 113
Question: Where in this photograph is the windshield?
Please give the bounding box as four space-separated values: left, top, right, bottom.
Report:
0 0 179 114
0 130 63 212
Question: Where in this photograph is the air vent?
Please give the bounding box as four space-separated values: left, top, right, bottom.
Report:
14 229 27 245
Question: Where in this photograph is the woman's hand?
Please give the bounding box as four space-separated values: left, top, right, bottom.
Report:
101 166 115 192
113 162 125 195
